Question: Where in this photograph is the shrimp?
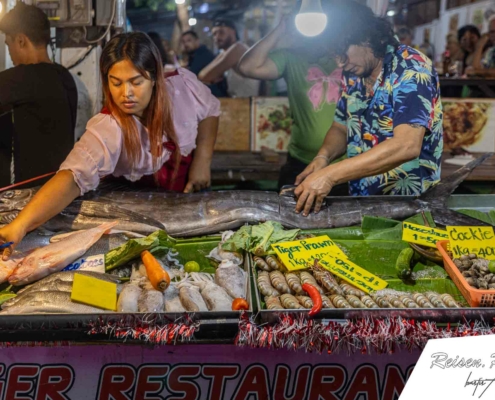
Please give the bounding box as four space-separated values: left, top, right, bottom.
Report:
299 271 324 294
340 283 366 298
265 296 283 310
254 256 272 272
257 271 280 297
269 270 292 294
321 294 335 308
411 293 434 308
424 292 447 308
296 295 313 309
285 272 304 295
265 256 283 271
385 295 406 308
361 295 379 309
281 294 304 309
312 265 344 295
440 293 461 308
346 295 366 308
329 294 351 309
399 295 419 308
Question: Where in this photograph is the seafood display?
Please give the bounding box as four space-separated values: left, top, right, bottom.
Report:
252 255 465 311
0 155 492 237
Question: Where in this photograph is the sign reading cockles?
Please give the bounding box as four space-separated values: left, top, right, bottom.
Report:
447 226 495 260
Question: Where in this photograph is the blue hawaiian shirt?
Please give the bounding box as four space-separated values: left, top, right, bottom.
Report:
335 44 444 196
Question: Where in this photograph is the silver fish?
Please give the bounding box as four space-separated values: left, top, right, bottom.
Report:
1 291 112 314
0 155 491 236
10 221 118 286
215 260 246 299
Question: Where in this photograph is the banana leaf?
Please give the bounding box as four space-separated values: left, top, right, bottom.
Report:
361 212 435 241
457 209 495 225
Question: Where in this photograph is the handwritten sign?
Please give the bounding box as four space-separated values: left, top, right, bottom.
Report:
271 236 346 271
402 222 449 248
447 226 495 260
319 254 388 294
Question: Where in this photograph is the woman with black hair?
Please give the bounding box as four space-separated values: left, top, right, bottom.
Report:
147 31 170 65
294 0 443 216
0 32 220 257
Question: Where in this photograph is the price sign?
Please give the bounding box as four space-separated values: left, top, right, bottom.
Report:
319 254 388 294
447 226 495 260
271 236 346 271
402 222 449 248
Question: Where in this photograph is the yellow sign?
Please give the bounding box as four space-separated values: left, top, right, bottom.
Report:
319 254 388 294
402 222 449 248
271 235 346 271
447 226 495 260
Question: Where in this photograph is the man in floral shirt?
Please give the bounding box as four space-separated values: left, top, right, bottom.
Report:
295 1 443 216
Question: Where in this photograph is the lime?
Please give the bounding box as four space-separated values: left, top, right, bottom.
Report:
185 261 200 273
489 260 495 274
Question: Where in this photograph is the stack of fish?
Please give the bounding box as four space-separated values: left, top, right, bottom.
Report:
255 258 462 310
1 271 122 314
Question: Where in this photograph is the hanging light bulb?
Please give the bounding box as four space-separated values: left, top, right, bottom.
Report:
189 17 197 26
295 0 328 37
175 0 186 4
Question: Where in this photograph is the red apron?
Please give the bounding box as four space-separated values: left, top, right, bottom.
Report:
100 103 192 192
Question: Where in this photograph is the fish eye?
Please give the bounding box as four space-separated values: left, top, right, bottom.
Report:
2 191 14 199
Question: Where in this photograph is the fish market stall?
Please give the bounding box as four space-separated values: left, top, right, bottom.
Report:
0 158 494 398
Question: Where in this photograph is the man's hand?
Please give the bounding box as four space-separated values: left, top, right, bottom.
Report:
295 157 328 185
294 168 336 216
184 158 211 193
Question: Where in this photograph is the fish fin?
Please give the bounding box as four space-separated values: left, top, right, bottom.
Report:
430 207 493 227
420 153 493 208
279 185 296 198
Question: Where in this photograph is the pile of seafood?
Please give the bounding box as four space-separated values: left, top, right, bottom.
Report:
255 257 461 310
453 254 495 290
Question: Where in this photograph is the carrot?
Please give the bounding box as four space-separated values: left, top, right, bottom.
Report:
141 250 171 292
302 283 322 317
232 298 249 311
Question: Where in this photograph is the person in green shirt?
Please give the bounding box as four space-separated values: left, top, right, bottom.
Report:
238 14 343 191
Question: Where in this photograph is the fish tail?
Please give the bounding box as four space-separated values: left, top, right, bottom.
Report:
99 220 119 233
419 153 493 208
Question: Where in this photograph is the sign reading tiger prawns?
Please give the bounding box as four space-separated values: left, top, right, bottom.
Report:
447 226 495 260
271 236 347 271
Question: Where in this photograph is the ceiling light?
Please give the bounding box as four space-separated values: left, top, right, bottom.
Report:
175 0 185 4
387 10 396 17
295 0 327 37
189 17 197 26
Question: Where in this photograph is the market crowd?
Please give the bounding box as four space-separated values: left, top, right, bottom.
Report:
0 1 445 255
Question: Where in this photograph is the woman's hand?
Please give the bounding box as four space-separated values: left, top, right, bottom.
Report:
184 157 211 193
0 222 27 260
294 168 336 216
295 157 328 185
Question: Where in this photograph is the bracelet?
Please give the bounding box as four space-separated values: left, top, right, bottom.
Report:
313 155 330 164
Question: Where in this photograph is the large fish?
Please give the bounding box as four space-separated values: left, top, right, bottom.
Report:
0 154 492 237
0 291 112 314
9 221 118 286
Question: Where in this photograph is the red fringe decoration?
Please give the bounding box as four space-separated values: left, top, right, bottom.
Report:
87 315 199 345
235 314 495 355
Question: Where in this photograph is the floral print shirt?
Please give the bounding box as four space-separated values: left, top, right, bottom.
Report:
335 44 443 196
482 47 495 69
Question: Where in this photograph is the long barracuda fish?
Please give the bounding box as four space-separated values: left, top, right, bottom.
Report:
0 154 492 237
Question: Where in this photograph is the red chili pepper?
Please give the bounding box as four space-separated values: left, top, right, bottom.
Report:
302 283 322 317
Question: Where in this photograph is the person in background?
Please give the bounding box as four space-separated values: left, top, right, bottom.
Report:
238 7 345 191
0 32 220 258
199 19 260 98
468 17 495 77
397 27 413 47
294 1 443 215
181 30 227 97
0 3 77 183
458 25 481 73
147 31 169 65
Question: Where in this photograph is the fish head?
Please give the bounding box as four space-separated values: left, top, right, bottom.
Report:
0 189 36 225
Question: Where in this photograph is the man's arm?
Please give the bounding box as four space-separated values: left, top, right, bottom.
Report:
472 34 489 70
320 124 424 185
238 19 288 80
294 125 425 215
198 43 247 84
